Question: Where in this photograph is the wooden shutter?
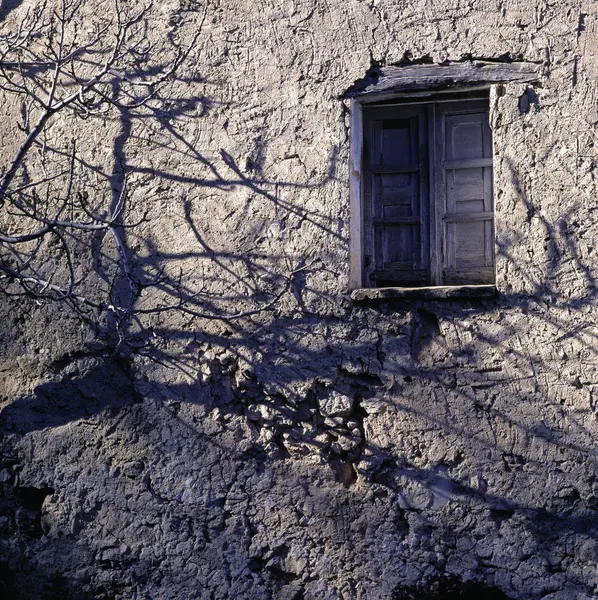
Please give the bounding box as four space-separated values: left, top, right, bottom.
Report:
435 101 495 285
363 105 429 287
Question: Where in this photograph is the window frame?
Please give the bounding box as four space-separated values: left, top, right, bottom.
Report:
349 86 497 292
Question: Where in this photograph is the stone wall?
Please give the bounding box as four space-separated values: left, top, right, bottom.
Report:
1 0 598 598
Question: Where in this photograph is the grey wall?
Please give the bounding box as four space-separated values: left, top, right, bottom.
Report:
1 1 598 598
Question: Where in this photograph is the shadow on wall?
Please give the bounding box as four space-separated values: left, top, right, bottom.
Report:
0 0 343 345
1 38 598 600
392 575 510 599
3 278 598 598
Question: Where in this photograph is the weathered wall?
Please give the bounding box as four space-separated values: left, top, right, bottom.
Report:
1 0 598 598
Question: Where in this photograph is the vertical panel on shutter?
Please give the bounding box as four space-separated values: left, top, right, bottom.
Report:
437 101 494 285
362 106 429 287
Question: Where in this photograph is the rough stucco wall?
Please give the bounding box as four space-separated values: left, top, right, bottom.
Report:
1 0 598 599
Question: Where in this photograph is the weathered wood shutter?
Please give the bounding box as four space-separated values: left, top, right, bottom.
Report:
361 96 494 288
435 101 494 285
363 106 429 287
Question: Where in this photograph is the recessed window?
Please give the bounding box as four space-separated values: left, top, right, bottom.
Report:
361 92 494 288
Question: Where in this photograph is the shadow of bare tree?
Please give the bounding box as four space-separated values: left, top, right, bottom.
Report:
1 265 598 598
1 7 598 598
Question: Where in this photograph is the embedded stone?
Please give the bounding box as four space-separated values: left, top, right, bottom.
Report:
318 390 354 417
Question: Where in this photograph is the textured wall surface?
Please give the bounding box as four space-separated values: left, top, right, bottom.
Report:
1 0 598 599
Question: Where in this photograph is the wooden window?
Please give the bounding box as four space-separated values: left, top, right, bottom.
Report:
362 95 494 288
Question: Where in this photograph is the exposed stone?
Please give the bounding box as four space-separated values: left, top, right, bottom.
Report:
318 390 354 417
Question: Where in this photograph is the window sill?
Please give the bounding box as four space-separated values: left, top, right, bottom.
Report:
351 284 497 302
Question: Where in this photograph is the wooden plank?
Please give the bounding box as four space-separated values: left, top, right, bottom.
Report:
419 104 431 284
369 165 420 174
428 103 439 285
443 211 494 222
484 220 494 269
444 158 493 169
364 94 491 107
351 284 498 302
371 269 427 281
373 217 422 225
372 119 382 166
444 111 487 161
433 102 447 282
381 224 421 268
483 159 494 266
443 267 495 285
344 60 541 98
380 173 420 221
349 99 363 289
362 116 376 285
454 221 487 266
446 167 485 211
383 261 423 268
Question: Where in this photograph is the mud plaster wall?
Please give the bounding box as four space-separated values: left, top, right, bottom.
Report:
1 0 598 599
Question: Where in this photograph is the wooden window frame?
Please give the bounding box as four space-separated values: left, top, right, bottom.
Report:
346 61 540 299
353 90 495 290
350 86 500 290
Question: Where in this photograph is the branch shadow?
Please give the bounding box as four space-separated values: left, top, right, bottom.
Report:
3 27 598 600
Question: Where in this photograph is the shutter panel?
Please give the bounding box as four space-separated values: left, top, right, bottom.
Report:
436 102 494 285
363 106 429 287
